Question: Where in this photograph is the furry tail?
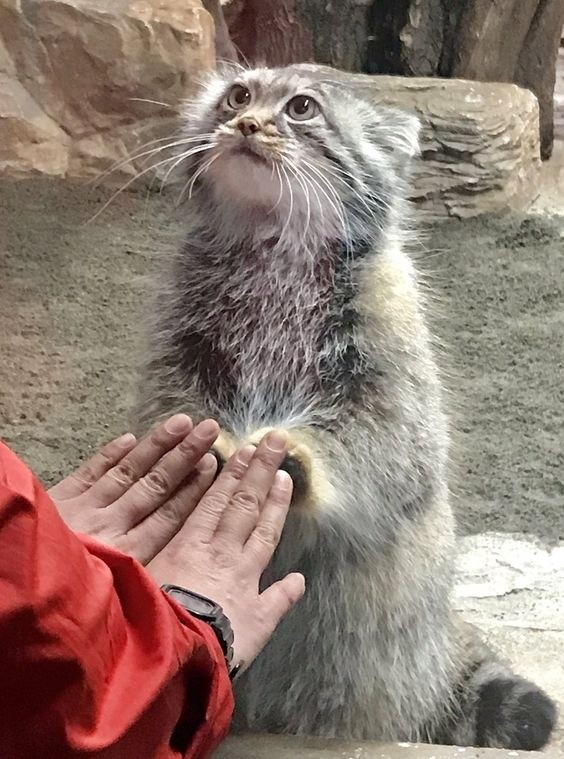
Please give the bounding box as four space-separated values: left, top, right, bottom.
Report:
435 620 556 750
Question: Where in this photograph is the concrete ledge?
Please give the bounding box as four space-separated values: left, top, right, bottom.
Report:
215 735 559 758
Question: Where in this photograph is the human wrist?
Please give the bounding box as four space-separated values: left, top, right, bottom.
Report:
160 584 241 680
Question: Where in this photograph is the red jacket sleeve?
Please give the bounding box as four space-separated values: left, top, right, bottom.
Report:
0 441 234 759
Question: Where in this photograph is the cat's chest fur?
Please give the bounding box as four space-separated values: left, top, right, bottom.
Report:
180 242 337 429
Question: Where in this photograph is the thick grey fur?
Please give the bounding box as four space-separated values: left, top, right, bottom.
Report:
134 65 556 749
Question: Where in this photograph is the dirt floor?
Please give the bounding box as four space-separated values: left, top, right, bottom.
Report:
0 178 563 541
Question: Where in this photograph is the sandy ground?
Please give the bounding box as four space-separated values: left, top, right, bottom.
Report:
1 177 563 541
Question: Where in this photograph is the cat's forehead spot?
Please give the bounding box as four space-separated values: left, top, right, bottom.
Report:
237 68 322 104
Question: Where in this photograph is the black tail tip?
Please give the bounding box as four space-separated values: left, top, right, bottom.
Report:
477 677 557 751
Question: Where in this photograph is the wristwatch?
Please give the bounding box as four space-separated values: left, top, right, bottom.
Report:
161 584 240 680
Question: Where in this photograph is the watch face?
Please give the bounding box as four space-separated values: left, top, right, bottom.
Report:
177 592 215 616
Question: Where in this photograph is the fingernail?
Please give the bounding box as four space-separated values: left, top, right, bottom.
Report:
275 469 293 490
117 432 136 447
164 414 192 434
193 419 219 439
236 445 256 465
265 430 288 452
200 452 218 472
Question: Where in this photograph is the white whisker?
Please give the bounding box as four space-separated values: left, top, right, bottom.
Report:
284 159 312 248
183 153 220 203
128 97 176 109
87 145 213 223
278 164 294 250
299 160 351 253
289 159 323 218
160 143 216 189
319 159 394 222
323 163 377 217
93 134 215 187
268 162 285 215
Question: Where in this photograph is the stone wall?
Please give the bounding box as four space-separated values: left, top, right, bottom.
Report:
0 0 214 183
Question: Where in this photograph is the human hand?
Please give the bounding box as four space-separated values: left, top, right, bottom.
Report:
49 414 219 565
147 430 306 673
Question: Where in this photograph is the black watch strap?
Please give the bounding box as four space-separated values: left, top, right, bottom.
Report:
161 584 240 680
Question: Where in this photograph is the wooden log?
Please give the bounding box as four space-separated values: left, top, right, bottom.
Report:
227 0 313 68
294 0 370 72
449 0 542 80
222 0 369 71
515 0 564 159
202 0 239 63
367 0 444 76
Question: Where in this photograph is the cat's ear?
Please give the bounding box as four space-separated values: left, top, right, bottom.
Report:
366 105 421 175
215 59 246 79
378 107 421 161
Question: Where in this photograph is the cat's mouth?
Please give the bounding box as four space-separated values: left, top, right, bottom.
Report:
227 142 271 165
208 135 289 208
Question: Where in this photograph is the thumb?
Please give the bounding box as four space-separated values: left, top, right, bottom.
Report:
259 572 306 633
233 574 305 674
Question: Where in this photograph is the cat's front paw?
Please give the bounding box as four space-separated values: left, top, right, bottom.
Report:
244 427 331 510
279 451 310 504
211 430 238 479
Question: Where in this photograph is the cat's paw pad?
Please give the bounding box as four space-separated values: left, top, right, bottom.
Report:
243 427 315 505
210 448 225 479
278 452 309 503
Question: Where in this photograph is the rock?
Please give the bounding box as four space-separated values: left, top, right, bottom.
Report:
0 74 70 176
297 65 542 220
455 533 564 632
0 0 214 182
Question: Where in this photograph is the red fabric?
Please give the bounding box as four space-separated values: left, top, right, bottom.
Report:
0 441 234 759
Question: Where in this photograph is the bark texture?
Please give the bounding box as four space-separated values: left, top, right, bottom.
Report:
225 0 313 67
514 0 564 158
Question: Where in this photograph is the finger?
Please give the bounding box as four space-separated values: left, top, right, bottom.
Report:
244 469 293 568
88 414 193 505
127 453 218 565
48 433 137 500
249 573 305 659
114 420 219 528
261 573 306 619
184 445 256 538
214 430 288 545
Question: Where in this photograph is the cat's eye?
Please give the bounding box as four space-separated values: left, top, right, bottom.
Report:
225 84 251 110
286 95 319 121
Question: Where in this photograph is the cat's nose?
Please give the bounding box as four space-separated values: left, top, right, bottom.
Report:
237 117 261 137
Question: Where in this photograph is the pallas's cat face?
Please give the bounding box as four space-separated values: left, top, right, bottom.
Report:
180 65 419 238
